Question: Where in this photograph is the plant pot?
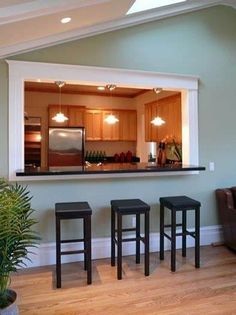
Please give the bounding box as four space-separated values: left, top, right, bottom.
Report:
0 290 19 315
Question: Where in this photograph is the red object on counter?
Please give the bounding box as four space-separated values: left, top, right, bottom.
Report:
119 152 125 163
126 151 133 162
113 153 120 162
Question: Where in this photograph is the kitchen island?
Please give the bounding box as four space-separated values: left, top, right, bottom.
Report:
16 163 205 177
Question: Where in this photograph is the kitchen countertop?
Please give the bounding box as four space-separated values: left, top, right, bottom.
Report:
16 163 206 176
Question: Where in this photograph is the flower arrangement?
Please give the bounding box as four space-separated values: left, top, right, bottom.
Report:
160 135 182 163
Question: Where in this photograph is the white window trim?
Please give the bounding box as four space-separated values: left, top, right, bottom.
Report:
7 60 199 181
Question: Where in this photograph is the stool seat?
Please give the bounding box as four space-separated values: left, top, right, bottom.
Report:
111 199 150 214
55 202 92 218
159 196 201 210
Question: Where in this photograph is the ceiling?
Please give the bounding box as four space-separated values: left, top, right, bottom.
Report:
24 81 179 99
0 0 236 58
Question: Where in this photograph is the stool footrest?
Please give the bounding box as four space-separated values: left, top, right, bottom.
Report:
164 223 182 228
176 231 195 238
61 250 85 255
115 227 136 233
164 231 196 239
61 238 84 244
114 236 145 243
163 232 172 241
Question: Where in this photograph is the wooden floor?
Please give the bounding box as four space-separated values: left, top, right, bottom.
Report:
11 245 236 315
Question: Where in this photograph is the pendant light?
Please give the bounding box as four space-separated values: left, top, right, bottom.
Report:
151 88 165 126
104 84 119 124
52 81 68 123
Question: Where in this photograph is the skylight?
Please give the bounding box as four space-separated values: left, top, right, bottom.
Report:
127 0 187 15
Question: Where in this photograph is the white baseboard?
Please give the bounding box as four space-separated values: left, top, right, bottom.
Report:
24 225 223 268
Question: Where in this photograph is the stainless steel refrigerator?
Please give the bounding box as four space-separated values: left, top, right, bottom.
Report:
48 127 85 167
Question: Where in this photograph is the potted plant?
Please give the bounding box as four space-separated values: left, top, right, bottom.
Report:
0 178 39 314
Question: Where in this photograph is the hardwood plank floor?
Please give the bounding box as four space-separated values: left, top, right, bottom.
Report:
11 245 236 315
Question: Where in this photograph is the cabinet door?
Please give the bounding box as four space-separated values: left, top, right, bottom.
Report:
145 94 181 142
145 102 159 142
85 110 102 140
119 110 137 141
68 106 85 127
48 105 68 127
157 94 182 142
102 110 120 140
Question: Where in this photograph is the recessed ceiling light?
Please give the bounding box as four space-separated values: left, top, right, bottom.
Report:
97 86 105 91
127 0 187 15
61 17 71 24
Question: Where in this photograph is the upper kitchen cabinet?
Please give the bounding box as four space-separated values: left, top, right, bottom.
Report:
68 105 85 127
85 109 102 140
48 104 69 127
48 104 85 127
145 93 182 143
102 110 120 140
119 110 137 141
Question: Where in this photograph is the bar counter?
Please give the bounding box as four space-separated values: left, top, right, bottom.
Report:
16 162 205 177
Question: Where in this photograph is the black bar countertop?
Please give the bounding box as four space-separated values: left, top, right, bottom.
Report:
16 163 205 176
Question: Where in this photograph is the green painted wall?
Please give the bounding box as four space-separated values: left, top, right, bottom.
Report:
1 5 236 242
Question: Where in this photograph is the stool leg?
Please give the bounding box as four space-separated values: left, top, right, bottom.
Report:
56 217 61 288
136 213 140 264
144 211 150 276
182 210 187 257
83 218 87 271
111 206 116 267
85 215 92 284
117 213 122 280
160 203 164 260
195 207 200 268
171 209 176 272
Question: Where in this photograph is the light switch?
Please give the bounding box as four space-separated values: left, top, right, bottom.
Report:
209 162 215 172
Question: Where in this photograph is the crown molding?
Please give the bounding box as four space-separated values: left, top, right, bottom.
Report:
0 0 235 58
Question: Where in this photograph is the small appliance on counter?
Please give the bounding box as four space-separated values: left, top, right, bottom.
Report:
48 127 85 167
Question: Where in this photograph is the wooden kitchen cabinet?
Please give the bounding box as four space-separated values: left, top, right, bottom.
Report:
68 105 85 127
102 110 120 140
48 104 69 127
119 110 137 141
85 109 102 140
48 105 85 127
49 105 137 141
145 93 182 142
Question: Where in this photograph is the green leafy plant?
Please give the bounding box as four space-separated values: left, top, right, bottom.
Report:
0 178 40 309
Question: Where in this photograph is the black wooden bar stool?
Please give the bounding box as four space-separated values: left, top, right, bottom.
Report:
111 199 150 280
159 196 201 272
55 202 92 288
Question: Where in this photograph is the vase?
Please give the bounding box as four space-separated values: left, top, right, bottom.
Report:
0 290 19 315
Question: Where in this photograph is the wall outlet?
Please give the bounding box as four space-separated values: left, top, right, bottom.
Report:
132 216 136 227
209 162 215 172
